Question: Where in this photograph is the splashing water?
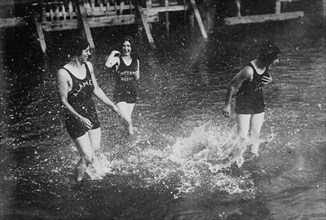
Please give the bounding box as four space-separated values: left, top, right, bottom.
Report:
81 123 264 197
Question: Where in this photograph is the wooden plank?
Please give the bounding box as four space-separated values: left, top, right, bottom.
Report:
0 0 37 6
165 0 169 37
106 0 110 13
280 0 302 2
169 0 178 6
144 10 159 23
99 0 104 12
41 3 47 22
224 11 304 25
0 17 28 28
146 0 153 8
276 0 281 14
41 14 139 31
236 0 241 17
119 0 124 15
128 1 133 14
78 2 95 49
84 4 135 15
42 19 79 31
62 4 67 20
146 5 187 12
190 0 208 40
68 1 74 19
91 0 95 11
88 14 135 27
49 7 54 21
55 3 61 20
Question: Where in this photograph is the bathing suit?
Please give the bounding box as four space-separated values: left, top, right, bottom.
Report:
63 63 100 139
113 56 138 103
235 63 269 114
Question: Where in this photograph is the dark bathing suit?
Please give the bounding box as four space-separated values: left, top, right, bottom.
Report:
235 63 270 114
114 56 138 104
63 63 100 139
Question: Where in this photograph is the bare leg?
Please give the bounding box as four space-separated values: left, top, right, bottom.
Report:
73 133 94 181
88 127 106 177
249 112 265 155
237 114 251 139
117 102 135 135
127 103 135 134
76 158 87 182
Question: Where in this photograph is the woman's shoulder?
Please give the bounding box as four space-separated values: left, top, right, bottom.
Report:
242 65 254 76
57 67 72 82
58 64 70 75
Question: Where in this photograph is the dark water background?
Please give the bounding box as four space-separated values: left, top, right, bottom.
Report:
0 9 325 220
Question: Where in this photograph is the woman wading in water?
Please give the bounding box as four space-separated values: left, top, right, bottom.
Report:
57 36 119 181
222 40 280 156
105 36 140 135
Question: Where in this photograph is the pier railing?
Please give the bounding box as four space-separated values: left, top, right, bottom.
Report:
225 0 304 25
0 0 307 53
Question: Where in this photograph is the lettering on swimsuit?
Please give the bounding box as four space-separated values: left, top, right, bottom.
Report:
73 79 93 96
120 71 135 82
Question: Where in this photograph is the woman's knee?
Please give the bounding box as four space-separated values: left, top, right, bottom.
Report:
88 128 101 152
237 115 250 138
249 113 265 138
78 156 92 166
82 153 94 165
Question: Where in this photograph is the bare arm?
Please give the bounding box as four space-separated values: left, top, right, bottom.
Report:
222 66 253 118
86 62 119 113
105 50 120 68
57 68 93 128
134 59 140 80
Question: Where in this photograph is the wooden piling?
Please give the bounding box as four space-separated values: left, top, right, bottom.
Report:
190 0 208 40
32 4 46 53
138 6 156 48
78 1 95 49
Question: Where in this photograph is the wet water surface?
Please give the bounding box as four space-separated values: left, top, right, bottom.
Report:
0 20 325 220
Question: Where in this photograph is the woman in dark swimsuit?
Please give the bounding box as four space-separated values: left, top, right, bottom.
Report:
222 40 280 156
57 36 119 181
105 36 140 135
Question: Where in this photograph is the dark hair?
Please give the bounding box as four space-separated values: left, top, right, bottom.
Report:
66 36 89 57
120 36 138 58
259 40 281 64
121 36 135 49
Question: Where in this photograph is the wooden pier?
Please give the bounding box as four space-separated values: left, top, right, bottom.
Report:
224 0 304 25
0 0 309 53
32 0 206 52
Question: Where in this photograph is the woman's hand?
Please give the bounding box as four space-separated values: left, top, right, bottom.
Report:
111 50 120 57
222 105 231 118
106 51 120 68
262 75 273 85
79 116 93 129
112 105 120 116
